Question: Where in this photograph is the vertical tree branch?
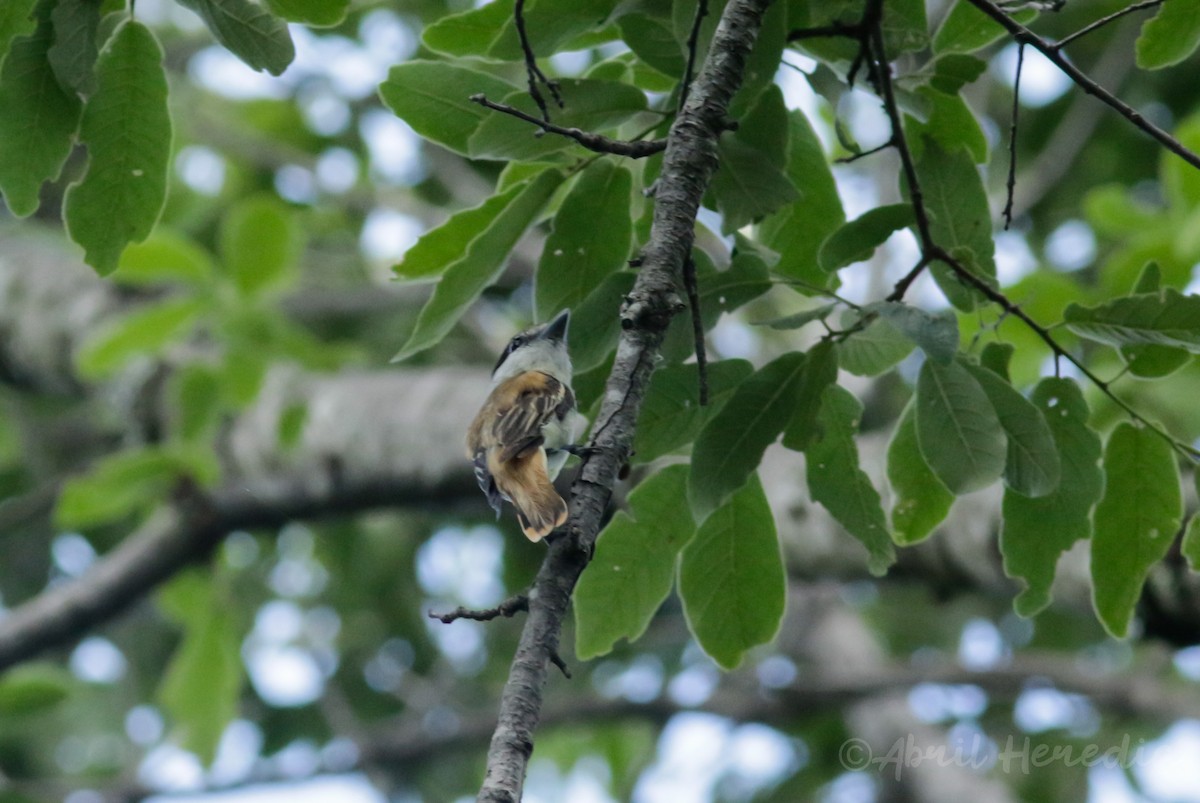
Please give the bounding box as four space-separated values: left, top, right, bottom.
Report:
475 1 775 799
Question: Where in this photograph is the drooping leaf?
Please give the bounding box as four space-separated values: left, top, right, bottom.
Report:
887 399 954 545
781 339 839 451
634 360 754 464
535 161 632 321
0 5 82 217
158 572 244 765
379 61 518 157
688 352 807 523
1064 289 1200 352
1001 378 1102 617
933 1 1037 54
64 21 171 276
818 204 915 273
838 314 915 376
394 189 514 284
0 0 37 72
393 170 563 361
866 301 959 364
963 362 1061 497
265 0 349 26
569 271 636 373
907 87 988 164
926 53 987 96
420 0 512 58
218 194 302 296
1090 422 1182 638
1136 0 1200 69
805 385 895 575
75 297 205 380
758 110 846 288
0 664 72 715
915 358 1006 494
679 473 784 670
575 466 695 659
175 0 294 75
47 0 100 95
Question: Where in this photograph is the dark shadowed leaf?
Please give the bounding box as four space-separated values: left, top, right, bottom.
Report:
1064 289 1200 352
963 362 1061 497
176 0 294 75
915 358 1006 494
887 400 954 545
818 204 915 273
634 360 754 464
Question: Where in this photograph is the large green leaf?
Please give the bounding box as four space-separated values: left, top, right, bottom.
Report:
218 194 302 296
617 13 682 77
535 161 632 321
487 0 619 61
818 204 915 273
47 0 99 95
964 362 1061 498
468 79 648 162
838 315 915 376
679 473 784 670
660 244 772 362
265 0 349 26
882 0 929 54
568 271 636 373
933 1 1037 54
0 5 81 217
1136 0 1200 69
688 352 807 523
1119 265 1192 377
0 0 37 72
575 466 695 659
112 230 217 286
392 170 563 361
805 385 895 575
887 400 954 545
0 664 72 715
379 61 518 157
76 297 205 380
633 359 754 464
915 358 1006 494
64 21 171 276
1000 378 1102 617
758 110 845 288
158 572 244 765
1064 289 1200 352
906 87 988 164
1090 422 1182 638
176 0 294 75
867 301 958 364
421 0 512 58
394 189 515 284
781 339 838 451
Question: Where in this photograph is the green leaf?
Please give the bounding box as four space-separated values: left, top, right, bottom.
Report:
394 189 513 284
175 0 294 75
805 385 895 575
679 473 784 670
660 244 771 363
731 0 786 115
980 341 1015 380
781 339 838 451
63 21 171 276
485 0 619 60
0 5 82 217
111 230 216 286
709 86 799 234
159 572 244 765
1090 422 1182 638
265 0 349 26
933 1 1037 54
910 137 996 310
47 0 100 95
468 79 647 162
569 271 636 373
420 0 512 58
76 297 205 380
927 53 987 95
535 161 632 321
0 0 37 73
758 110 845 288
867 301 958 364
379 61 518 157
55 445 219 529
634 360 754 464
915 358 1006 494
688 352 807 523
887 399 954 545
838 315 915 376
1001 378 1102 617
963 362 1060 497
882 0 928 54
393 170 563 361
575 466 695 659
1136 0 1200 69
818 204 915 273
218 194 302 296
0 664 71 715
173 364 222 442
617 13 682 77
1121 270 1191 375
278 402 307 448
753 303 837 330
1064 289 1200 352
907 88 988 164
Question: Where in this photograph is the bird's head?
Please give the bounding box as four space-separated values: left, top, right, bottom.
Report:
492 309 573 384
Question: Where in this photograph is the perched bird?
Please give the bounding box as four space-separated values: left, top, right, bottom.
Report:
466 310 587 541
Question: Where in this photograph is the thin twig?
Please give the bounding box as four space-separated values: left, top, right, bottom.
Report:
682 256 708 405
1003 43 1025 230
964 0 1200 172
835 138 894 164
787 21 862 41
1052 0 1164 50
514 0 561 122
428 593 530 624
679 0 709 111
548 649 571 678
469 94 667 158
886 255 933 303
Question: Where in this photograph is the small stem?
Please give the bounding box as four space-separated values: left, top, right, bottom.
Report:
1003 43 1025 230
1052 0 1164 51
469 95 667 158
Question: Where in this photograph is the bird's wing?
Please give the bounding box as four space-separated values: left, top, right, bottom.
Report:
490 371 571 463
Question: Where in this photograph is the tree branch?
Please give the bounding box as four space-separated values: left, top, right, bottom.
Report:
469 94 667 158
476 1 775 799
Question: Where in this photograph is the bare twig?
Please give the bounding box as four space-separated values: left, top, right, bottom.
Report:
679 0 709 111
682 255 709 406
787 21 861 41
835 138 894 164
1052 0 1164 50
513 0 561 122
964 0 1200 172
1002 43 1025 230
469 94 667 158
428 593 530 624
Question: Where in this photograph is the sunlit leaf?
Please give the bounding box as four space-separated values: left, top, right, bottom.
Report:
76 297 205 380
218 194 302 296
265 0 349 26
0 664 72 715
1136 0 1200 69
933 1 1037 54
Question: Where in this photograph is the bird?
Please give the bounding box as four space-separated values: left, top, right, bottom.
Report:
465 309 588 541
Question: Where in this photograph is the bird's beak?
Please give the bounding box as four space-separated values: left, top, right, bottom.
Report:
542 309 570 343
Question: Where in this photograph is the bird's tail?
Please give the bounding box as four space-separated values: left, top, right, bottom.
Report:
491 448 568 541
